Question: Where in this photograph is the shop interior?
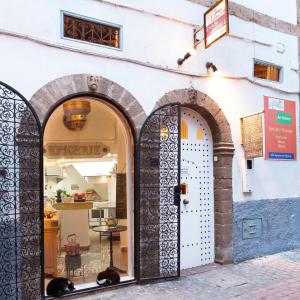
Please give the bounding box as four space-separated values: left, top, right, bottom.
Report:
43 98 134 290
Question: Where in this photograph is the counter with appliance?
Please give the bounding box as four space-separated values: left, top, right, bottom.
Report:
53 202 93 249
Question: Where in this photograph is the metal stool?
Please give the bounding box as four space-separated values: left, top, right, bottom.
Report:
65 255 83 278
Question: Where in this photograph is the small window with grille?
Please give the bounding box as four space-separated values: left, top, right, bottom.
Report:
254 60 281 82
62 12 121 49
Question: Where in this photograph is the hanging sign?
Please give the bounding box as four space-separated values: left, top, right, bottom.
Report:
204 0 229 48
264 96 296 160
241 113 263 159
44 142 110 159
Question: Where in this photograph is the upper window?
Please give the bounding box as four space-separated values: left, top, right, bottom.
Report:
62 12 121 49
254 60 281 82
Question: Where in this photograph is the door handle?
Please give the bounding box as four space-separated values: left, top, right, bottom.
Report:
173 185 180 206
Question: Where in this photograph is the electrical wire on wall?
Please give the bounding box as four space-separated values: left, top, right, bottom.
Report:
0 28 299 95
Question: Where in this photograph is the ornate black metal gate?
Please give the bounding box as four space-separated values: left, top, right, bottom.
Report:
138 103 181 281
0 82 42 299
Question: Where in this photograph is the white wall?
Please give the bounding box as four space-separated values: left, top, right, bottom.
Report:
0 0 297 93
0 0 299 202
193 77 300 201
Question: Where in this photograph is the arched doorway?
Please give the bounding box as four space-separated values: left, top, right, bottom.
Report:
29 74 146 295
42 96 135 291
154 89 235 265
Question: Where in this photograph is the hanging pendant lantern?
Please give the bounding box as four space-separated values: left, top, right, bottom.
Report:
63 100 91 131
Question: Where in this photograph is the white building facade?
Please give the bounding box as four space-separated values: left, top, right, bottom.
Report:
0 0 299 298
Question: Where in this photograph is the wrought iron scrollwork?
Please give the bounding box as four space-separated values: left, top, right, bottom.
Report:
0 82 42 299
138 103 180 280
64 14 120 48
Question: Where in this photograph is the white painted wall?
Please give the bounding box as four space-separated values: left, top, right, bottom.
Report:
0 0 299 202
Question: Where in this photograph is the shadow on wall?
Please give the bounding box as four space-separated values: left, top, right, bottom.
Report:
233 198 300 263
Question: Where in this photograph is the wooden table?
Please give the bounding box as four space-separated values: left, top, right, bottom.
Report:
92 225 127 273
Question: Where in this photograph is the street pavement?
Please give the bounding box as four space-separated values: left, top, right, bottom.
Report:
75 249 300 300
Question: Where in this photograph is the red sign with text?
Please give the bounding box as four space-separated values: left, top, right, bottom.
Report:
264 96 296 160
204 0 229 48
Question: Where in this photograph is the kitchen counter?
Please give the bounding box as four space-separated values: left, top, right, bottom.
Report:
92 201 115 209
53 202 93 210
53 202 92 249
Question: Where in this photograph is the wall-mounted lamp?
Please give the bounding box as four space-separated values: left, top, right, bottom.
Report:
177 47 196 65
206 62 218 73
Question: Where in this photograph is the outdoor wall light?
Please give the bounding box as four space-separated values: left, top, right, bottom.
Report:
177 47 196 65
206 62 218 72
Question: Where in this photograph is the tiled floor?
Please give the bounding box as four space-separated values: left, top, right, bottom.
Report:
45 229 128 288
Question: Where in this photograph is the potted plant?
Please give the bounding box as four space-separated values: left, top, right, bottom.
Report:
56 189 63 203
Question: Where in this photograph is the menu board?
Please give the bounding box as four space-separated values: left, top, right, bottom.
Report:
264 96 296 160
241 113 263 159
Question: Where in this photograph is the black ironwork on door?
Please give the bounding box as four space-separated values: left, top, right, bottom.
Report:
138 103 181 281
0 82 42 299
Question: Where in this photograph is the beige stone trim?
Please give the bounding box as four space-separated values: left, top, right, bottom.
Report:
155 88 233 144
94 0 197 27
187 0 298 36
29 74 147 132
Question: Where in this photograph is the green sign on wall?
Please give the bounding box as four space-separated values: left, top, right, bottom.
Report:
277 112 292 125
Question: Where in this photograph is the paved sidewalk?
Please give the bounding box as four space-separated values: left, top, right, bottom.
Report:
76 249 300 300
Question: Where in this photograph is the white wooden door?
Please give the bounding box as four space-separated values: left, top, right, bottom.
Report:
180 107 214 270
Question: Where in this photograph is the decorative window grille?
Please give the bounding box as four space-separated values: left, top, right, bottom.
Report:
254 61 281 82
63 14 120 48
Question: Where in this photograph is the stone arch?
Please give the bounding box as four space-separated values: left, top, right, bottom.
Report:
29 73 147 132
155 88 235 264
30 74 146 284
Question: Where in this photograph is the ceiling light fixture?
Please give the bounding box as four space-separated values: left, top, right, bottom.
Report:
63 100 91 131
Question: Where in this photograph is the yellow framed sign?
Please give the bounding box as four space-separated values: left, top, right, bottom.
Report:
204 0 229 48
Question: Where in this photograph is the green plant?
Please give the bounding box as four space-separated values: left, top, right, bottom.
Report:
56 189 64 197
